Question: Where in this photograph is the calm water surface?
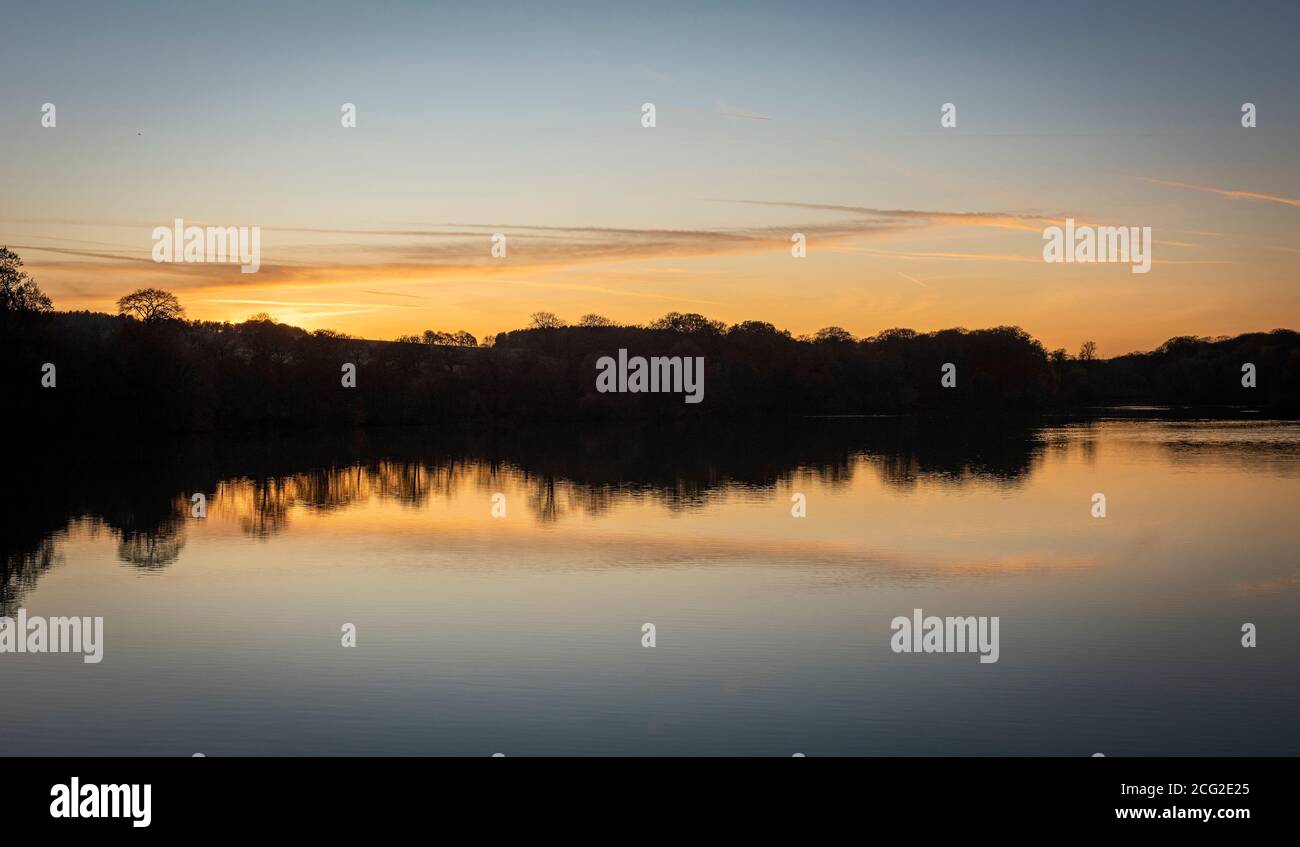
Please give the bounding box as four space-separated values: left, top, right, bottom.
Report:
2 416 1298 755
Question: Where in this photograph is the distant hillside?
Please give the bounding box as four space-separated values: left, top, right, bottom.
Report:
3 310 1297 432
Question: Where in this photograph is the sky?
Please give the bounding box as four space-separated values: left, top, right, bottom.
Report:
1 0 1298 356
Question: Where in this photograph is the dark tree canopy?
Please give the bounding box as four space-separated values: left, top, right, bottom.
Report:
0 247 54 313
728 320 788 338
814 326 856 344
5 289 1300 431
117 288 185 322
648 312 725 335
419 329 477 346
529 311 566 329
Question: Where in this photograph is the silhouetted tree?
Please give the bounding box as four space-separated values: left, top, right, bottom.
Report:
728 320 788 338
0 247 53 313
578 313 614 327
1079 340 1098 361
421 329 477 346
814 326 856 344
529 311 566 329
649 312 725 335
118 288 185 322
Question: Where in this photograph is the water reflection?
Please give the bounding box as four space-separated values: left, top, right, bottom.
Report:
2 417 1052 613
4 413 1299 756
0 538 56 618
7 414 1299 615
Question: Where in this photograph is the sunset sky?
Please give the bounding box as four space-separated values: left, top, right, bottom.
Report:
2 0 1298 356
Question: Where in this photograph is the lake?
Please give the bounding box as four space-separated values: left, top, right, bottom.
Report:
2 414 1298 755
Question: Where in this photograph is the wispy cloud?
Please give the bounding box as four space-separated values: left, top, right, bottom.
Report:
18 198 1199 308
1140 177 1300 208
7 202 1067 305
357 288 427 300
831 245 1041 263
716 101 772 121
205 298 416 309
7 244 155 263
711 199 1062 232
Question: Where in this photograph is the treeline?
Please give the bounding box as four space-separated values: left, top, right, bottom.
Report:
3 309 1297 432
1059 333 1300 407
